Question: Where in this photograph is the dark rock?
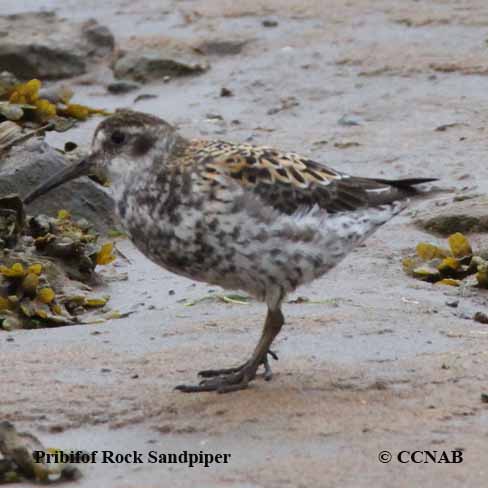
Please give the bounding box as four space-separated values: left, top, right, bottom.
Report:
60 464 82 481
206 113 223 121
64 141 78 152
107 81 141 94
262 20 279 28
112 40 208 83
416 197 488 236
267 96 300 115
134 94 158 103
197 39 248 56
0 139 115 232
435 123 463 132
473 311 488 324
220 87 233 97
81 19 115 56
0 12 114 80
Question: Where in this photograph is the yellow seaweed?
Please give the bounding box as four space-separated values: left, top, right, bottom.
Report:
0 296 10 310
22 273 39 294
0 262 25 277
9 79 41 104
437 257 461 274
28 263 42 275
416 242 449 260
436 278 461 287
57 209 71 220
96 242 116 265
35 308 48 319
448 232 472 259
85 297 108 307
64 103 89 120
412 266 440 282
34 98 57 120
38 287 55 304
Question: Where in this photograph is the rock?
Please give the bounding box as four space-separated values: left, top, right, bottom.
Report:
0 121 22 150
112 39 208 83
435 123 463 132
0 102 23 121
334 141 361 149
38 84 73 104
267 96 300 115
0 71 19 98
0 12 114 80
0 139 115 232
338 115 362 126
262 20 279 28
81 19 115 56
0 421 82 482
416 196 488 236
473 312 488 325
220 87 233 97
134 94 158 103
107 81 141 94
197 39 249 56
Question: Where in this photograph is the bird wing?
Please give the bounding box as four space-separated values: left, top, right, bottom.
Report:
192 140 410 215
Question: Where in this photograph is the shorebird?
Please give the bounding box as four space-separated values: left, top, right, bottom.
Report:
24 110 436 393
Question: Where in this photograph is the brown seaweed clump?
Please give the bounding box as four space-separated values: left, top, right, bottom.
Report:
29 208 115 281
0 421 81 483
0 196 116 330
403 232 488 288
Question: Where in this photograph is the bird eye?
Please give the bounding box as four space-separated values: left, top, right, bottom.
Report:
111 130 125 145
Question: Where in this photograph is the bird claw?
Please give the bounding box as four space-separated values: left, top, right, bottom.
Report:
197 349 278 379
176 349 279 393
267 349 279 361
175 369 251 394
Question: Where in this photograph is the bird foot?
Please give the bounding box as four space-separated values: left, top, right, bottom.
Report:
175 351 278 393
175 366 253 394
197 350 278 381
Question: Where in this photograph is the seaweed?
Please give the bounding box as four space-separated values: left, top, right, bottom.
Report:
404 232 488 289
0 421 81 483
0 199 118 330
0 75 110 145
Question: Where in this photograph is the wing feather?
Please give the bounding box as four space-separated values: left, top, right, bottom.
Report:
190 140 425 214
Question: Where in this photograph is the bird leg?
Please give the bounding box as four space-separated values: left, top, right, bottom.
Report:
198 349 278 381
175 308 284 393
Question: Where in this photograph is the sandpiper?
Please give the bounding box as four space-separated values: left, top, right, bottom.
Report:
24 110 436 393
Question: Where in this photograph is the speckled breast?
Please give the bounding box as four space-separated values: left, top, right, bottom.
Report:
113 170 237 287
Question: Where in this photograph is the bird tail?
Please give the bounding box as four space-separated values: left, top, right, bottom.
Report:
372 177 438 191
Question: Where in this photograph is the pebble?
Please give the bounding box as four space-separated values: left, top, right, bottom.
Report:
473 311 488 324
220 87 233 97
107 81 141 94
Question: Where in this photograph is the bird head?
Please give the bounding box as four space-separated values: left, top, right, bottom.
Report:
24 109 179 205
